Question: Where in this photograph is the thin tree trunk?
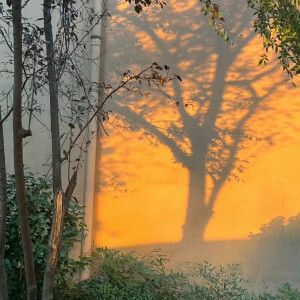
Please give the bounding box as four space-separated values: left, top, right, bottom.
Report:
0 108 8 300
42 193 63 300
11 0 37 299
43 0 61 196
42 173 77 300
42 0 69 298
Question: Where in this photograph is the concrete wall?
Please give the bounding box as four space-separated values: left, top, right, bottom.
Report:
93 0 300 292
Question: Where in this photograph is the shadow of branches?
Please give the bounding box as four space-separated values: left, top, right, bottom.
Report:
97 0 296 245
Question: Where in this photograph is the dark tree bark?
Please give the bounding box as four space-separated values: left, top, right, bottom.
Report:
42 172 77 300
42 0 62 298
43 0 61 196
42 1 77 298
0 108 8 300
11 0 37 299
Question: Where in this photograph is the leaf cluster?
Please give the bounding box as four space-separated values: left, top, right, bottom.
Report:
125 0 166 14
248 0 300 79
5 173 89 299
199 0 232 44
187 261 247 299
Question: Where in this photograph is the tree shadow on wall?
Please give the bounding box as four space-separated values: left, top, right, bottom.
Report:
99 0 297 245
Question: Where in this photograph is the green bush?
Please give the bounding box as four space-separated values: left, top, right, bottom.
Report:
56 248 188 299
57 248 250 300
184 261 247 299
57 247 300 300
5 173 89 299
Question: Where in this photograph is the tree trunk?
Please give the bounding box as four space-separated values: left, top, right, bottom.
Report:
182 165 213 244
42 193 64 300
11 0 37 299
42 173 77 300
0 108 8 300
43 0 61 196
42 0 63 298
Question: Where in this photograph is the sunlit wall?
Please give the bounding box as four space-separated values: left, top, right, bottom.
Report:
93 0 300 289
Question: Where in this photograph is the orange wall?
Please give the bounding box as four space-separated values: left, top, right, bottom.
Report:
93 0 300 250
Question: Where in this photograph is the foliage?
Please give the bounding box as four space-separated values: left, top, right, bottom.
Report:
57 248 254 300
248 0 300 80
126 0 234 45
125 0 166 14
185 261 247 299
56 248 189 299
199 0 237 44
57 248 300 300
5 173 89 299
56 248 300 299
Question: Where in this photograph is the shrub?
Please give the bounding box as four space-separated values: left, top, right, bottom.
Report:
57 248 186 299
184 261 247 299
56 247 300 300
5 173 89 299
57 248 250 300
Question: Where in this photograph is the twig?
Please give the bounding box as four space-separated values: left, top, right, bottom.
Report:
0 107 13 125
